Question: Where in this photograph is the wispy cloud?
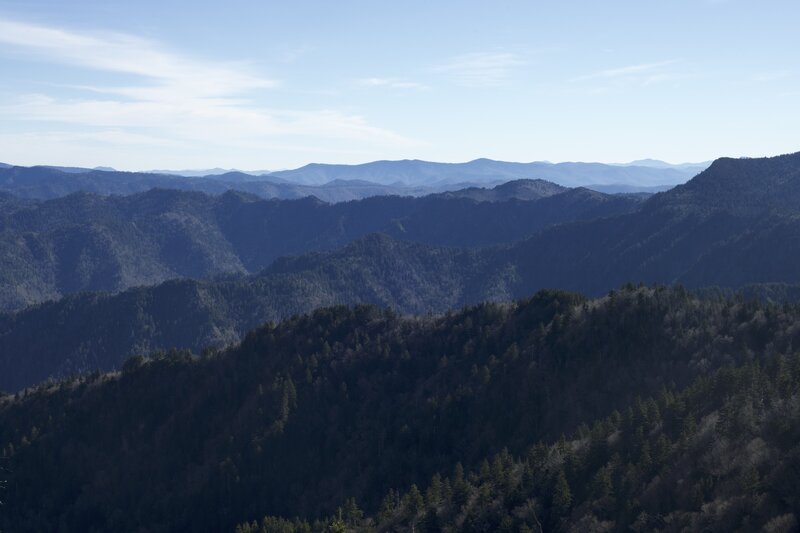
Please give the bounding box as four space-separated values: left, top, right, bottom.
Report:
357 78 428 90
0 18 418 167
0 19 277 98
573 60 678 83
434 52 525 87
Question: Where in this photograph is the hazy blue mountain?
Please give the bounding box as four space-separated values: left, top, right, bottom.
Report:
584 183 675 194
621 158 711 171
0 165 505 202
208 171 289 184
0 166 221 198
269 157 707 187
0 165 440 202
40 165 116 174
0 159 707 200
145 167 271 177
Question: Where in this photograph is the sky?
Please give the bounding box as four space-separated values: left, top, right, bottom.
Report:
0 0 798 171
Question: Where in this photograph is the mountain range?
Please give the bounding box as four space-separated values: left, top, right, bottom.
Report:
1 152 800 532
268 158 706 188
0 158 707 203
0 181 643 314
145 167 274 178
1 152 799 391
0 165 433 203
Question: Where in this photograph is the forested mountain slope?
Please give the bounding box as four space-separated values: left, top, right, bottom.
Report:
1 287 799 532
0 184 641 311
508 152 800 295
0 236 496 391
434 178 567 202
1 153 799 390
245 353 800 532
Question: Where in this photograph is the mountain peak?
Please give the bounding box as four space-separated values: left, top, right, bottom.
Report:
436 178 566 202
655 151 800 213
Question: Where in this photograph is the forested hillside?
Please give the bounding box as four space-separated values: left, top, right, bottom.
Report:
0 183 641 311
2 287 800 531
244 355 800 532
2 153 799 391
0 235 494 391
507 152 800 295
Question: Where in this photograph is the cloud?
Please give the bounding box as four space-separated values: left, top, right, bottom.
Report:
0 93 414 148
434 52 525 87
573 60 677 83
0 19 277 98
0 18 418 167
357 78 428 90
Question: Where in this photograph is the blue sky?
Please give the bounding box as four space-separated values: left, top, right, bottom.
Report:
0 0 797 170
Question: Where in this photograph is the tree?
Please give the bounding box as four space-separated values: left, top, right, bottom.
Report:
404 484 424 519
552 469 572 517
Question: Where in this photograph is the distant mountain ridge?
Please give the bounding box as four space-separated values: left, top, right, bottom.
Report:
270 157 705 187
0 158 706 199
619 158 711 170
3 164 658 202
0 165 431 202
145 167 273 178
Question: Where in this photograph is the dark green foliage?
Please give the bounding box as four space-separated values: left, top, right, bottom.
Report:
2 287 800 531
246 355 800 532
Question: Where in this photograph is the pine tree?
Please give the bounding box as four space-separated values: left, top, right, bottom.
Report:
425 473 442 508
404 484 424 519
552 469 572 516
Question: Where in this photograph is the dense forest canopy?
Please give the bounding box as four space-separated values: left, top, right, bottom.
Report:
2 286 800 531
